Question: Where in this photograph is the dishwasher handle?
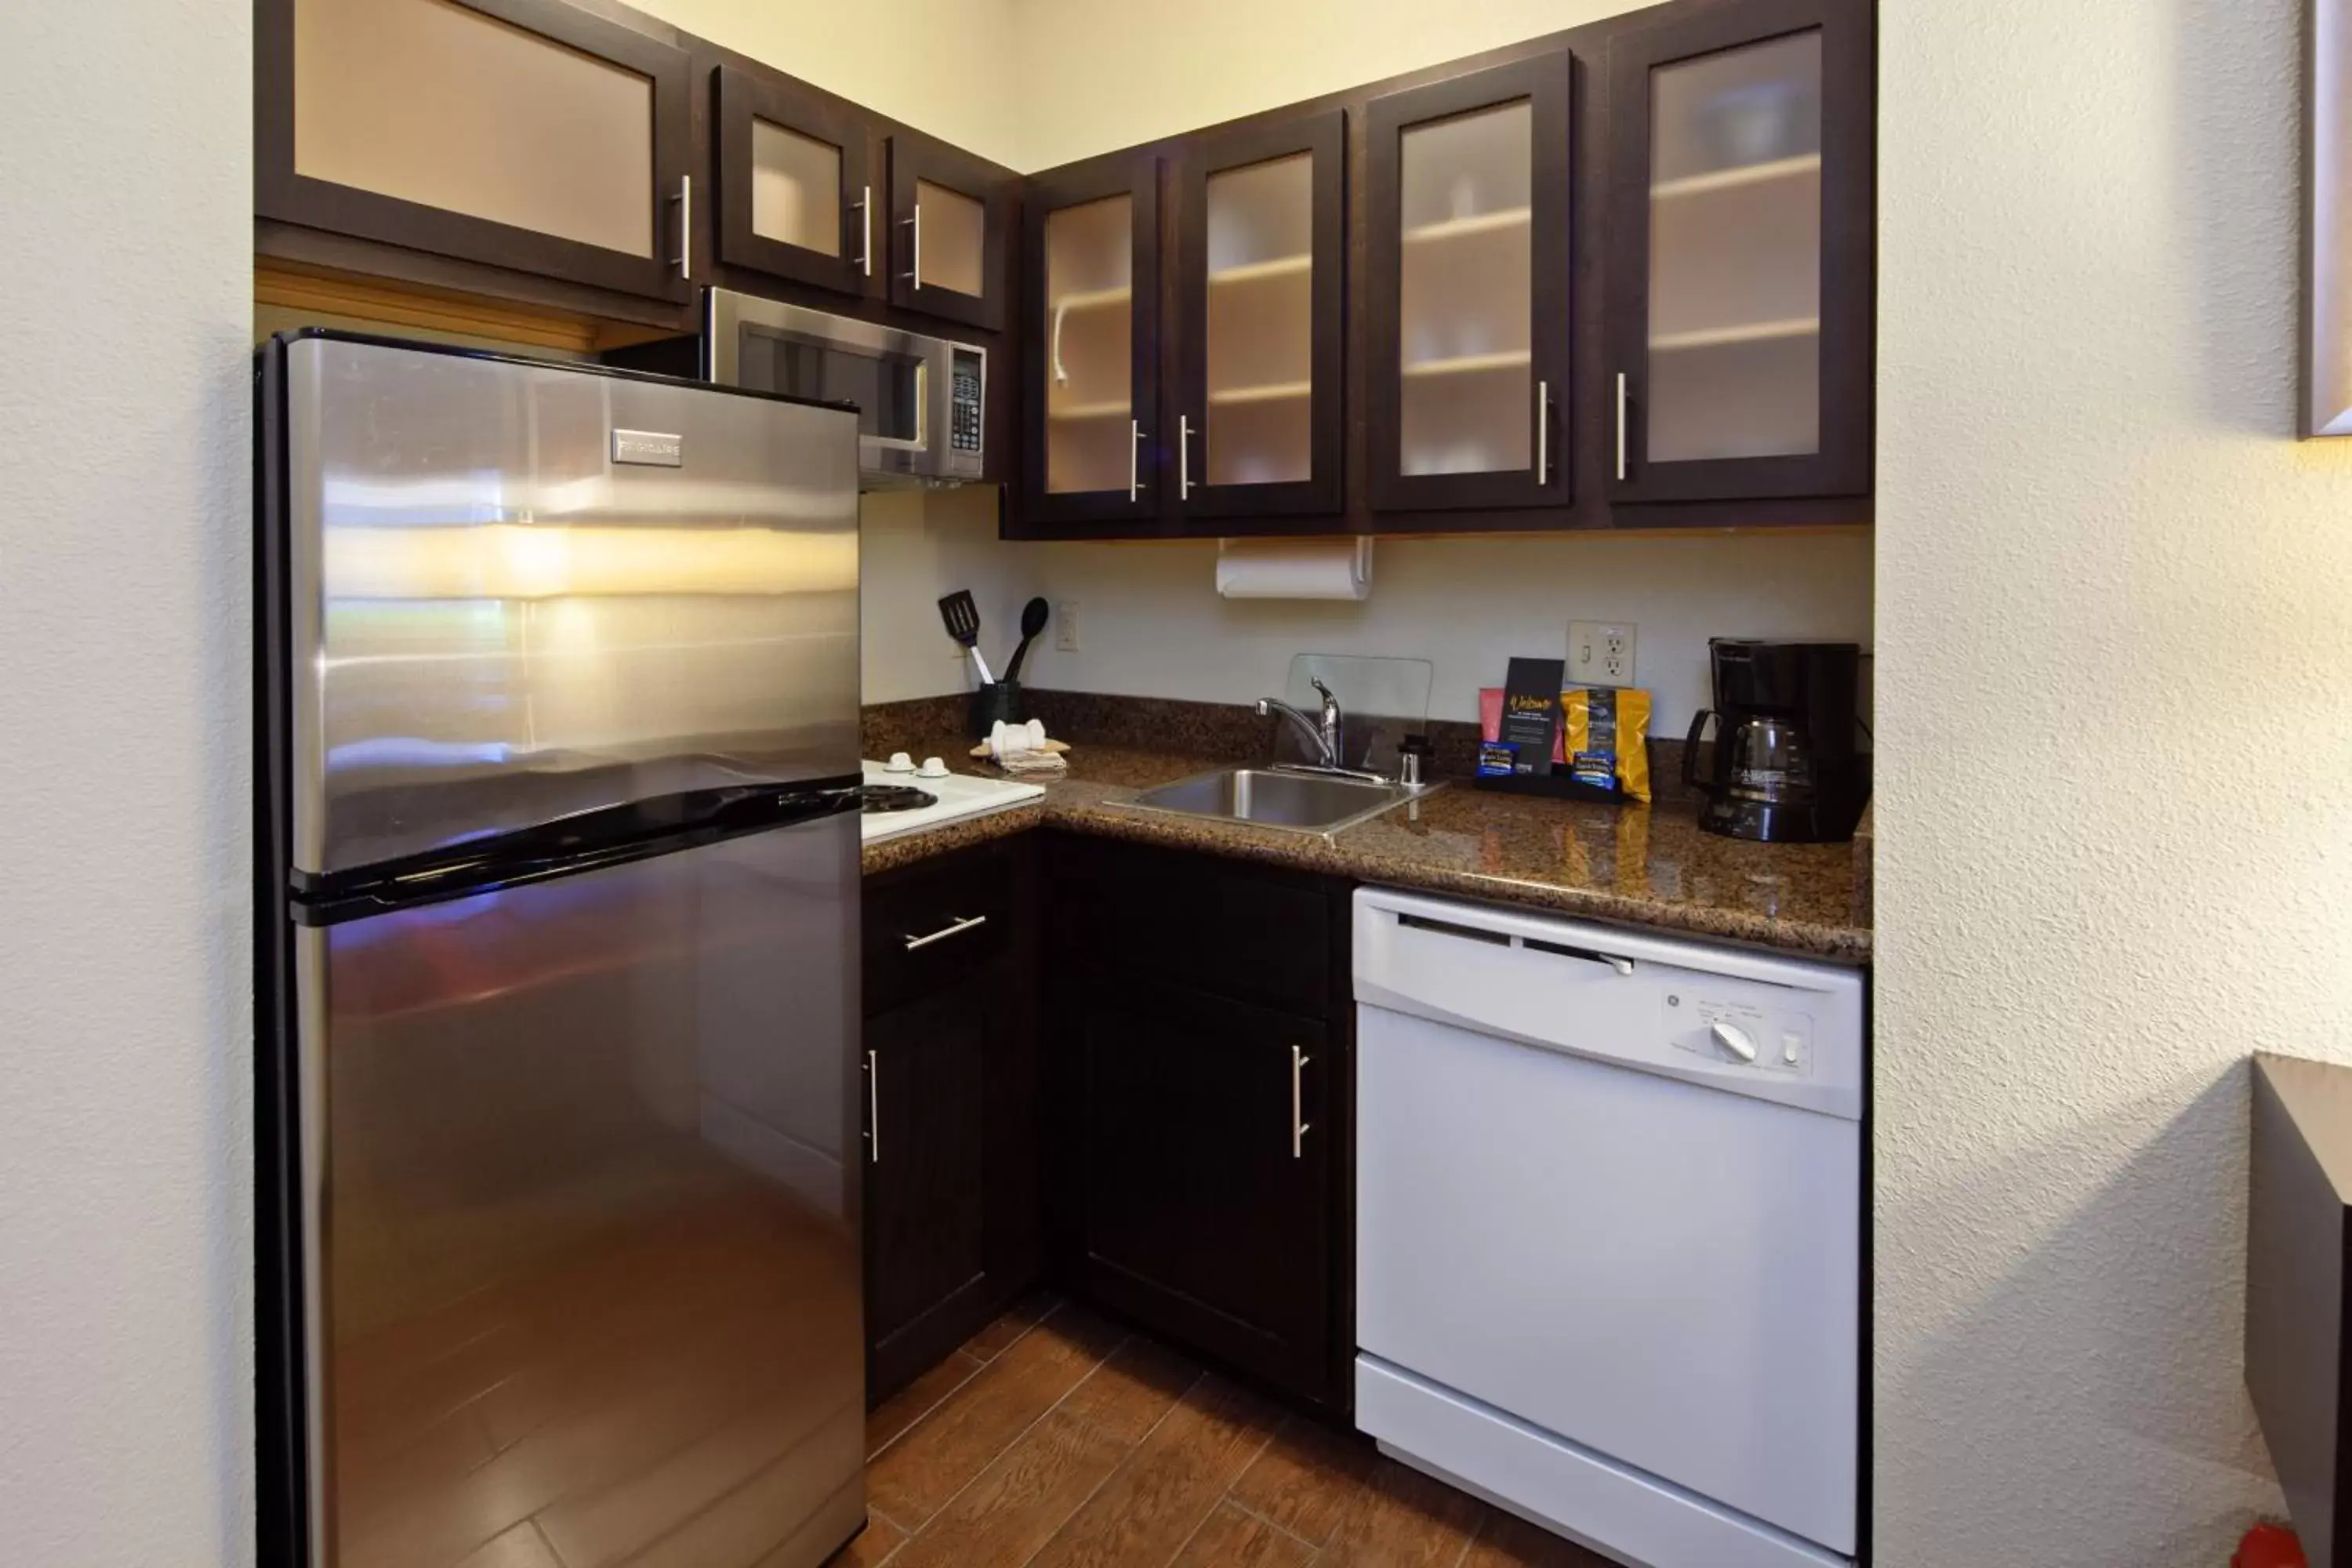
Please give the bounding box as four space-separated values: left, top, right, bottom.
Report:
1523 938 1635 977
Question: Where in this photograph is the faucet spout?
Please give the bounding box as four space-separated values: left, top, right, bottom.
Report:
1257 696 1339 768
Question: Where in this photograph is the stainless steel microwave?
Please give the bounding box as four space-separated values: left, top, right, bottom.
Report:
703 290 985 487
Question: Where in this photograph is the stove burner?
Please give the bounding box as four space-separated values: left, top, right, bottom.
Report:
860 783 938 815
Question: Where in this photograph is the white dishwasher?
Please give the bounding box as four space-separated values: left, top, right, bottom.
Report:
1352 887 1864 1568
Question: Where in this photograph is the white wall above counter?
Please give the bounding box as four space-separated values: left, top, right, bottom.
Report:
859 486 1873 735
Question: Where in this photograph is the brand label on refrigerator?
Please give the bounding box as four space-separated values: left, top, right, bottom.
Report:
611 429 683 466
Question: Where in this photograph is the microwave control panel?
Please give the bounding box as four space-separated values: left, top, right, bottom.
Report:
949 347 985 457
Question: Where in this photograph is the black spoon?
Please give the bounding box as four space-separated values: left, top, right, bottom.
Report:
1002 597 1051 684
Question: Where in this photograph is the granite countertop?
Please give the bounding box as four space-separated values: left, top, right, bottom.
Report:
863 740 1871 964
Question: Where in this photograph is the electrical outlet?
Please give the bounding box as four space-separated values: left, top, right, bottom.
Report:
1054 600 1081 652
1568 620 1636 687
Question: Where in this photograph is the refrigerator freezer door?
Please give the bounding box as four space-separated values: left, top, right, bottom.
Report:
290 808 864 1568
279 333 862 877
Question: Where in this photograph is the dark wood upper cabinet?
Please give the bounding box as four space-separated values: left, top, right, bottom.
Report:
256 0 695 303
1604 0 1873 503
888 130 1016 332
710 64 880 302
1366 54 1575 514
1171 110 1348 522
1022 153 1164 535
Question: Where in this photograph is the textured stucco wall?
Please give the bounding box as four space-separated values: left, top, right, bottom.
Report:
1875 0 2352 1561
0 2 252 1563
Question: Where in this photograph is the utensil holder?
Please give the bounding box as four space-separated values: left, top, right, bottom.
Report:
969 679 1022 738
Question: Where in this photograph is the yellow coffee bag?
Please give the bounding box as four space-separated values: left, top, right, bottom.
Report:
1561 686 1653 804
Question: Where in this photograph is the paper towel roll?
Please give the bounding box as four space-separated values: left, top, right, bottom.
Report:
1214 537 1373 601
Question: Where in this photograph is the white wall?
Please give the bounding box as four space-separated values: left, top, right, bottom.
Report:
869 492 1874 731
1014 0 1644 170
861 486 1043 702
1875 0 2352 1562
629 0 1023 167
0 2 252 1566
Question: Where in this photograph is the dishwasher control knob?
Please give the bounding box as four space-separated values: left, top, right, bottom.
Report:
1709 1022 1759 1063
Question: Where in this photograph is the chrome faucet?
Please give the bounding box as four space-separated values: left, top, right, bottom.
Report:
1258 677 1344 770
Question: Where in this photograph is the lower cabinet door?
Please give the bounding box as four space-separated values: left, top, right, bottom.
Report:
864 982 993 1400
1070 972 1334 1404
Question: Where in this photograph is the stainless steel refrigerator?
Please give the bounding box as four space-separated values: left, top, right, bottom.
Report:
255 331 868 1568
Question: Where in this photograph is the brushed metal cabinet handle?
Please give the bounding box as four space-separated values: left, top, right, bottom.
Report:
865 1048 880 1164
1290 1045 1312 1160
902 205 921 282
855 184 872 277
904 913 987 951
1614 372 1629 482
1535 379 1551 486
672 176 693 279
1179 414 1194 500
1129 420 1146 502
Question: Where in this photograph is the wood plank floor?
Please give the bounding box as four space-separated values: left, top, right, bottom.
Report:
833 1296 1610 1568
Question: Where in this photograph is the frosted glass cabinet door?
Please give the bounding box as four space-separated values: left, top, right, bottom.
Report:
1606 0 1874 502
1367 56 1573 514
890 131 1014 332
1022 154 1161 532
1174 111 1345 521
259 0 694 301
713 66 879 300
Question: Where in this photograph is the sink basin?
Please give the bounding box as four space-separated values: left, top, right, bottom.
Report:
1119 767 1429 835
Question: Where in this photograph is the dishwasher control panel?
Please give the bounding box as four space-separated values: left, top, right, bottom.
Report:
1353 887 1865 1120
1667 994 1813 1076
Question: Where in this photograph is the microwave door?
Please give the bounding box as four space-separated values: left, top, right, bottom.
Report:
702 292 985 486
736 329 927 479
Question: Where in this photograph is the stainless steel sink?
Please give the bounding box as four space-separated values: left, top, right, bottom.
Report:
1118 766 1432 836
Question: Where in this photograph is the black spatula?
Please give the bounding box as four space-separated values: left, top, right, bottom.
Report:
938 590 993 682
1003 597 1051 684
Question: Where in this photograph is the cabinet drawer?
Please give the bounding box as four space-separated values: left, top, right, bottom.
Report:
865 848 1012 1014
1053 836 1338 1018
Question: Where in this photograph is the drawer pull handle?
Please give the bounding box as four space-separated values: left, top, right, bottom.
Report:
1291 1044 1312 1160
904 913 988 951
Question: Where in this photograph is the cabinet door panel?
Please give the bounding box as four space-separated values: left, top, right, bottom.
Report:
1174 111 1345 522
1022 155 1163 534
864 987 989 1382
1606 0 1872 502
1073 975 1330 1398
889 131 1014 332
1367 55 1573 513
713 65 879 300
258 0 693 302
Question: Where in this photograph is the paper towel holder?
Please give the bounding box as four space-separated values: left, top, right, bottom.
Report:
1214 535 1374 601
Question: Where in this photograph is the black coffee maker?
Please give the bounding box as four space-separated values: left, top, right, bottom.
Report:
1684 639 1869 843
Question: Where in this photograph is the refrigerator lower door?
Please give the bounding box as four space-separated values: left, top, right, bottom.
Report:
288 810 862 1568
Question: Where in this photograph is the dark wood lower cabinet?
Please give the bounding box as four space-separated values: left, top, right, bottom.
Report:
861 840 1041 1405
859 830 1353 1416
1045 833 1356 1415
863 982 993 1393
1068 971 1336 1406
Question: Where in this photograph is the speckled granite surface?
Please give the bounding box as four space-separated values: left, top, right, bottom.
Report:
859 731 1872 963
